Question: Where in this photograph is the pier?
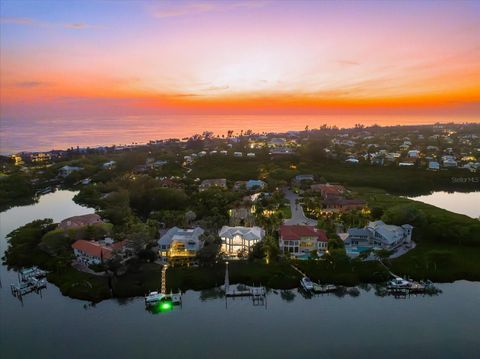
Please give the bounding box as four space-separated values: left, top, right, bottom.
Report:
223 262 266 306
144 264 182 308
10 267 47 298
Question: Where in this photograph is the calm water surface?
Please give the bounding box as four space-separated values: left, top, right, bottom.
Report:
1 114 476 154
409 191 480 218
1 191 479 359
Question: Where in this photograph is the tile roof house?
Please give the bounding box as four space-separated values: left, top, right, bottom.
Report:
279 225 328 257
219 226 264 257
72 239 125 265
58 214 103 230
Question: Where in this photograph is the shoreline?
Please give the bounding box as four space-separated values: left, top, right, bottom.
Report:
3 120 480 155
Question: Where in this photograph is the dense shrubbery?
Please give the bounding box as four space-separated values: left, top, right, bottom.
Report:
3 219 57 268
0 173 36 211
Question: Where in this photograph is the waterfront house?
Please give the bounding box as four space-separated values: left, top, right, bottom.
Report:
199 178 227 191
58 213 103 230
219 226 264 257
72 239 126 265
344 221 413 250
279 225 328 257
157 227 205 263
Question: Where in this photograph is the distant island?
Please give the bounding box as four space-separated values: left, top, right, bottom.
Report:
2 122 479 302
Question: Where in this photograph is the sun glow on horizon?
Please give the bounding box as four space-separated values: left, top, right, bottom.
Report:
1 0 479 119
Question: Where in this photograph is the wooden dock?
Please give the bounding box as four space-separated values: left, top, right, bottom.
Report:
223 262 266 305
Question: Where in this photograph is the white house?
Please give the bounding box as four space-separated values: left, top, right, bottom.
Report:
219 226 264 257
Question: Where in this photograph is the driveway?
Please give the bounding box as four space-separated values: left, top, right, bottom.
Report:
283 188 317 226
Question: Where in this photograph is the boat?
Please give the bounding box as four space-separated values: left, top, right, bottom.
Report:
19 266 47 281
313 283 337 293
144 291 166 306
387 277 411 289
300 277 314 292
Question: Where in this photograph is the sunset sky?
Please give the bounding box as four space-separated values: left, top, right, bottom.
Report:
1 0 480 119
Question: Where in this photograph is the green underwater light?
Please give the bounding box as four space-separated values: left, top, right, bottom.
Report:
160 301 173 311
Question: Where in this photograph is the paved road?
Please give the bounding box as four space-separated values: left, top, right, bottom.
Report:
283 188 317 226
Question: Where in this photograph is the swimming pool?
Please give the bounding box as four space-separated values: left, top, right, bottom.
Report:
346 246 372 255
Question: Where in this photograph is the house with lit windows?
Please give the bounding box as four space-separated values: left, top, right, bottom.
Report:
219 226 264 258
157 227 205 264
279 225 328 258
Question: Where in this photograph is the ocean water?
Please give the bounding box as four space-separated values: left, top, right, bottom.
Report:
1 114 477 154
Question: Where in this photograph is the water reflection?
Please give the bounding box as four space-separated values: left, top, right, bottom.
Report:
408 191 480 218
280 289 296 302
200 287 225 301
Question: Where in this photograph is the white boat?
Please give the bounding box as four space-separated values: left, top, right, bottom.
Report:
387 277 411 289
313 283 337 293
144 291 166 305
300 277 314 292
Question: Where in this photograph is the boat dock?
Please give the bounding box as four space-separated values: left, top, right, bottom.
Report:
144 264 182 308
10 267 47 298
223 262 266 305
